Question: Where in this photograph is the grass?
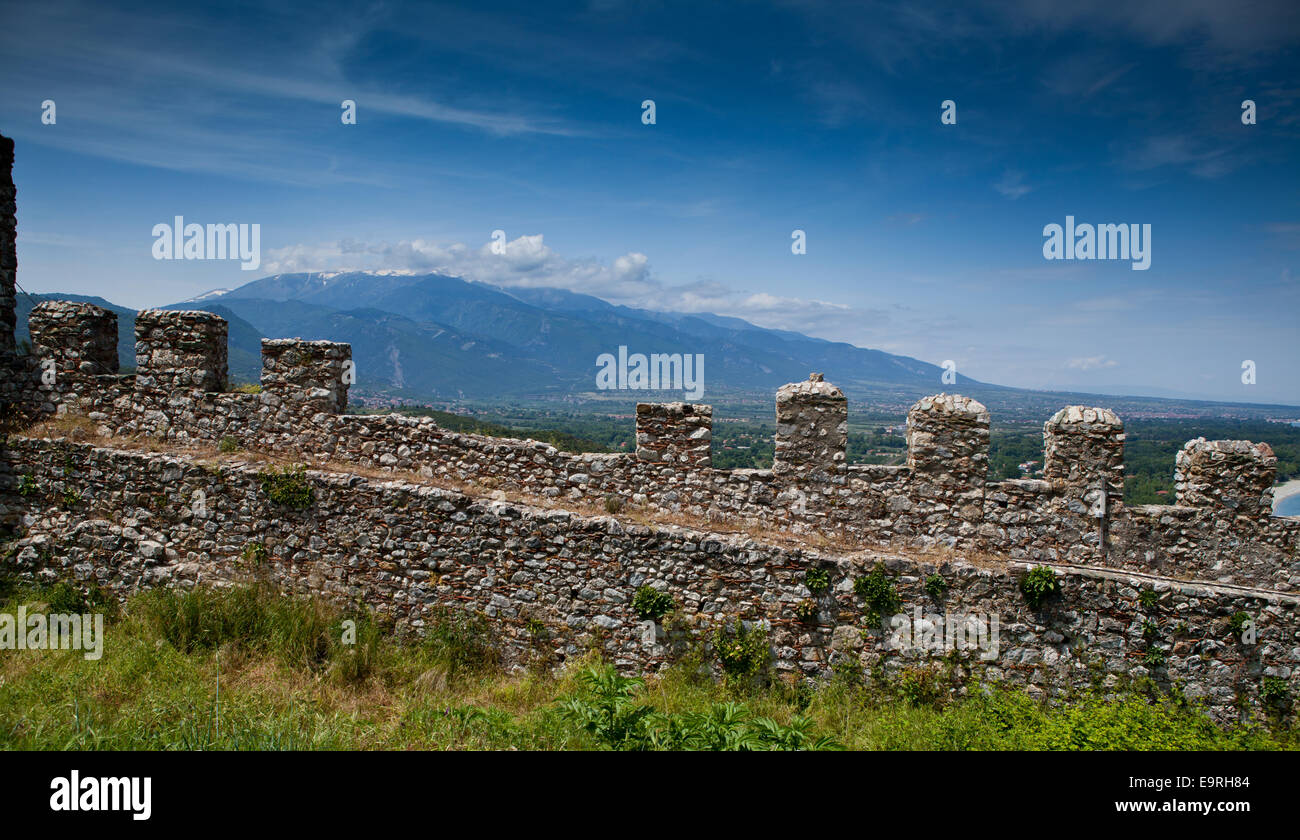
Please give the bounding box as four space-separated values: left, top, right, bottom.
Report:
0 581 1295 751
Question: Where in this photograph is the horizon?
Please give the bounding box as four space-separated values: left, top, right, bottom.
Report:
1 0 1298 404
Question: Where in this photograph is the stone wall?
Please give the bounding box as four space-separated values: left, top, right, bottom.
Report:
134 309 228 395
4 303 1299 590
28 301 119 388
773 373 847 481
0 135 16 356
1 435 1295 724
1176 438 1277 522
635 402 711 468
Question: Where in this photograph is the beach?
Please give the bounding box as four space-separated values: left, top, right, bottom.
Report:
1274 479 1300 516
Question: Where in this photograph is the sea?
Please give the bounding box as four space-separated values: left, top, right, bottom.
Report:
1275 493 1300 517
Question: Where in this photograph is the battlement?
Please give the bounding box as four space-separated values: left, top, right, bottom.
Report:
774 372 847 481
0 132 1296 595
261 338 351 417
134 309 228 393
1175 438 1277 521
1 132 1298 719
635 402 711 468
28 300 119 385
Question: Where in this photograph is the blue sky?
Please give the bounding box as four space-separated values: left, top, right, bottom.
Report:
1 0 1298 403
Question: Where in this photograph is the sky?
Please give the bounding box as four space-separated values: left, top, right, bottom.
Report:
1 0 1298 404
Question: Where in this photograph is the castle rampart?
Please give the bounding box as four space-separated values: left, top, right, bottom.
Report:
1 132 1297 720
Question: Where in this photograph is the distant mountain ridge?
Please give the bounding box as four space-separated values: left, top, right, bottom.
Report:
15 276 1298 418
174 271 974 400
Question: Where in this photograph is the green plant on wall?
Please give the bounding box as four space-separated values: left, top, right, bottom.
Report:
241 541 270 568
712 619 770 680
793 598 818 624
1020 566 1060 610
631 585 675 621
804 566 831 595
924 573 948 600
854 562 900 623
17 474 37 497
258 466 314 509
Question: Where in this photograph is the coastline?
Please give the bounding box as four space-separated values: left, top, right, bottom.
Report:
1273 479 1300 515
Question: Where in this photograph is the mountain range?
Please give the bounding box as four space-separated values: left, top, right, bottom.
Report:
13 273 1298 420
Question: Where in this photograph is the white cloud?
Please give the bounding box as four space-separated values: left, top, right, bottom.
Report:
1065 355 1120 371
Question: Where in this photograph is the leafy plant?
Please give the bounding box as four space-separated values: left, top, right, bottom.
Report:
924 573 948 600
1143 647 1166 666
258 466 314 509
1260 677 1291 710
1141 619 1159 641
1228 611 1253 638
793 598 818 624
1138 588 1159 610
1020 566 1060 610
804 566 831 595
241 541 270 568
60 488 81 509
17 474 37 497
854 562 900 622
631 586 675 621
712 619 770 680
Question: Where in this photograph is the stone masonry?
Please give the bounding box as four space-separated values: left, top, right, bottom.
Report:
773 373 847 481
635 402 711 468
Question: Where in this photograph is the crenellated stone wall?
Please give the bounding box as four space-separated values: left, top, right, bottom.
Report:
2 132 1299 721
0 435 1295 724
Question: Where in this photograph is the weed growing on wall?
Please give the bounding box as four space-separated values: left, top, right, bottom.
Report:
631 585 675 620
804 566 831 595
855 562 901 623
712 619 770 682
1020 566 1060 610
258 465 314 508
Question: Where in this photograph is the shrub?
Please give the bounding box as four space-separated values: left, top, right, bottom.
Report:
632 586 675 621
1020 566 1060 609
258 466 314 509
897 667 945 708
1261 677 1291 709
421 606 501 681
241 541 270 568
854 562 900 622
804 566 831 595
219 436 240 453
712 619 770 680
793 598 818 624
924 573 948 600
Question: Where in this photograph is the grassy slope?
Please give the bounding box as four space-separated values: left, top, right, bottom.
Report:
0 582 1294 751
